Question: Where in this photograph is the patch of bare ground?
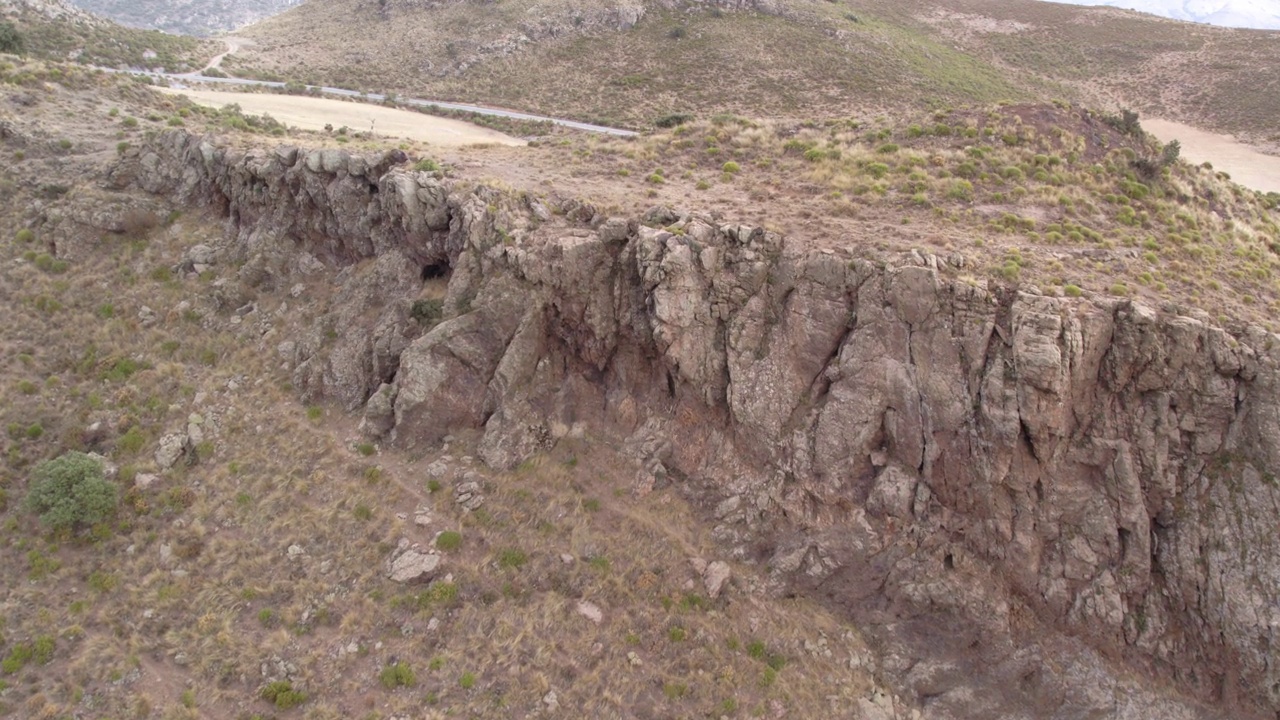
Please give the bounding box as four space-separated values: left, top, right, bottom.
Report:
152 87 525 146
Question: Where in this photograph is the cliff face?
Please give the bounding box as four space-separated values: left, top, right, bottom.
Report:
118 130 1280 718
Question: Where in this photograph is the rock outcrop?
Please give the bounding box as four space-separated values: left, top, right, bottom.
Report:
118 130 1280 718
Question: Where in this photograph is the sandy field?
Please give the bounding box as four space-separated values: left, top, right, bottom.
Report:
155 87 525 147
1144 118 1280 194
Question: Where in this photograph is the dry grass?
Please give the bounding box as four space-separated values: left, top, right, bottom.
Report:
525 104 1280 328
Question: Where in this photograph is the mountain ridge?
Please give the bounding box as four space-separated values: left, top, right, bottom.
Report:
63 0 303 36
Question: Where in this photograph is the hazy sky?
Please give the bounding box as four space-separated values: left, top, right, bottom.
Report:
1043 0 1280 29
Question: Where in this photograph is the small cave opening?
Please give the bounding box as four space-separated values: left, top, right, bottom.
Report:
421 263 449 281
412 261 453 328
943 553 955 570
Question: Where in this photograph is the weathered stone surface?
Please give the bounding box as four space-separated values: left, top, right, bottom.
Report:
386 549 440 583
575 600 603 624
360 382 398 438
453 475 485 511
703 561 731 599
123 129 1280 718
155 432 188 470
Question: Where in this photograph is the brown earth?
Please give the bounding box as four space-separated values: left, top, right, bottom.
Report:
153 87 525 146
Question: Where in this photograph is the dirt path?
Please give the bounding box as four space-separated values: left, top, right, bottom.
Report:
203 36 249 72
1144 118 1280 194
155 88 525 147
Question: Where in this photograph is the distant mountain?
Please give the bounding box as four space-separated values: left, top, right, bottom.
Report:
0 0 102 25
1043 0 1280 29
62 0 302 36
1 0 209 70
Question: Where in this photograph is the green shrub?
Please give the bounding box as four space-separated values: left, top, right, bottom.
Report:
410 298 444 326
876 143 899 154
14 228 33 243
654 113 693 129
34 254 68 274
722 161 740 174
435 530 462 551
102 357 142 382
118 426 145 454
946 180 974 201
88 571 117 593
0 22 25 55
1 646 28 674
24 452 117 533
261 680 307 708
497 548 528 569
380 662 416 689
459 671 476 689
413 158 440 173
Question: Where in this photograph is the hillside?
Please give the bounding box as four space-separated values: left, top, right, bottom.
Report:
229 0 1280 147
6 0 1280 708
1 0 212 70
5 44 1280 719
63 0 301 36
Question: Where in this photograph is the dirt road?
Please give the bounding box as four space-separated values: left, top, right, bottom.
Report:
155 88 524 147
1144 118 1280 194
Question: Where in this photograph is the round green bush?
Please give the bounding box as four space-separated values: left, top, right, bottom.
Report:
435 530 462 551
24 452 117 533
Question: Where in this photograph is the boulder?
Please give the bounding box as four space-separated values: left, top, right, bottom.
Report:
387 549 441 583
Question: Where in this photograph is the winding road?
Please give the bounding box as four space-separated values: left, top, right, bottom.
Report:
125 38 638 138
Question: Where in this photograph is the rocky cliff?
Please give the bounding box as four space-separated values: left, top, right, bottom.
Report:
114 129 1280 718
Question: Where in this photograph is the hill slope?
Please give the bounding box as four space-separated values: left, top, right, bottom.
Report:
1 0 212 70
5 50 1280 718
229 0 1280 146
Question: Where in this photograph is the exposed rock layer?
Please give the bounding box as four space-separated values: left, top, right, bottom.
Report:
117 130 1280 719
